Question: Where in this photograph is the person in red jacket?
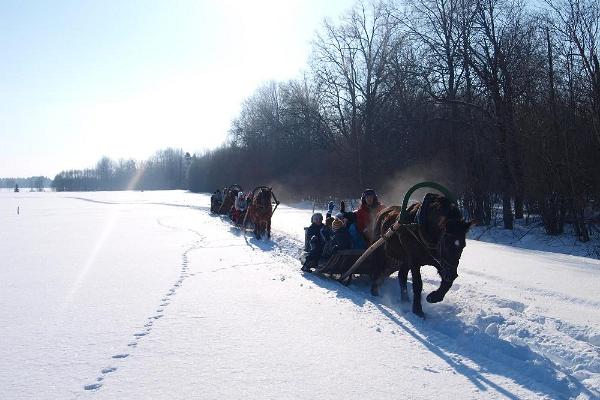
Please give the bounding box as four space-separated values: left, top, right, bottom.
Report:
355 188 384 245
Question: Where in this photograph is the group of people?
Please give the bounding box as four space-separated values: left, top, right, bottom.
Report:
211 188 253 225
302 189 384 271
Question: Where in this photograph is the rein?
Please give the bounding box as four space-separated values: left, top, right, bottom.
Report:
386 191 459 281
241 188 281 232
338 182 458 283
403 224 456 281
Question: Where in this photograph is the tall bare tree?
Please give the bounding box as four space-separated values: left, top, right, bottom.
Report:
312 2 397 188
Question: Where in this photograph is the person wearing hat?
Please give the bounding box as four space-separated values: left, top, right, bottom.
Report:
355 188 384 245
215 189 223 202
302 213 325 271
337 209 366 250
211 189 223 213
322 215 352 258
235 191 247 212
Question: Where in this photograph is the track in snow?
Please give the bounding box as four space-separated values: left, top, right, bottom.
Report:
83 216 207 391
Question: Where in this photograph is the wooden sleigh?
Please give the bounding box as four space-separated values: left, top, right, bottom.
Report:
301 230 377 284
315 249 376 276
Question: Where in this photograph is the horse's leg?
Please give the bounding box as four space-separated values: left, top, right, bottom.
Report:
370 271 382 296
253 218 259 239
411 266 425 318
370 247 387 296
267 219 271 239
426 279 454 303
398 265 409 303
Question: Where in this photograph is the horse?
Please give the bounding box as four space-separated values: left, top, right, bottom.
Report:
245 186 278 239
218 185 241 215
371 193 473 318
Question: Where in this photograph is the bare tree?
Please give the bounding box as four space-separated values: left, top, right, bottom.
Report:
466 0 541 227
312 2 397 188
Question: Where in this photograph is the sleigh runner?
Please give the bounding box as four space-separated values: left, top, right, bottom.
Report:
311 249 376 282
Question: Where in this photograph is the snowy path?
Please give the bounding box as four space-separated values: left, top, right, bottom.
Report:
1 191 598 399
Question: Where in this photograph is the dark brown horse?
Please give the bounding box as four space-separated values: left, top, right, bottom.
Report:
218 185 241 215
371 194 473 318
245 186 278 239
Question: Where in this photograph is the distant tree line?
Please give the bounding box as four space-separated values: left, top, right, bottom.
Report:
189 0 599 241
52 149 192 192
0 176 51 191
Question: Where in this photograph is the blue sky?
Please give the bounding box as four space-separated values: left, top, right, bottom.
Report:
0 0 354 177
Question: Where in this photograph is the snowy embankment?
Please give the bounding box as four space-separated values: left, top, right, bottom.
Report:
0 191 598 399
468 217 599 260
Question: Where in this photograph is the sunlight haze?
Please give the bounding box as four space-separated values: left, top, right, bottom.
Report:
0 0 353 177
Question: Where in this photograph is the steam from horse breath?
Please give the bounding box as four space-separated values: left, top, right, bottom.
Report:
379 163 453 205
259 162 452 206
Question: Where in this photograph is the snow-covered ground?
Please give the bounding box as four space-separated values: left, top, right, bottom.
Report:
1 190 599 399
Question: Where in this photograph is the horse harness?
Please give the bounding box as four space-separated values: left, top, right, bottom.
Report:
250 187 281 217
383 194 458 282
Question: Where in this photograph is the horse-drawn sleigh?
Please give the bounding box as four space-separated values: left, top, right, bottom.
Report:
211 184 243 215
303 182 473 318
211 184 280 239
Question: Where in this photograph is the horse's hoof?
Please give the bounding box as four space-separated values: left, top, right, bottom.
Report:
412 307 425 318
400 294 409 303
426 291 443 303
371 287 380 296
339 276 351 286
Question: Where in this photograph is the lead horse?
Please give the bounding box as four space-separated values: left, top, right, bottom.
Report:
244 186 279 239
370 193 473 318
338 183 473 318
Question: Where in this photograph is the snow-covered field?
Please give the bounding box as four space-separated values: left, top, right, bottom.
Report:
1 190 599 399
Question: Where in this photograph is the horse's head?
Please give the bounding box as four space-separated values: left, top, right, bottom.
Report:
226 190 237 202
438 216 473 281
253 187 272 208
419 194 473 302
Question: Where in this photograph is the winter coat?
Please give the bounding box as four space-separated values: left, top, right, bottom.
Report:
234 195 247 212
304 223 324 252
322 226 352 258
348 223 366 250
320 225 332 243
355 203 384 244
305 234 324 263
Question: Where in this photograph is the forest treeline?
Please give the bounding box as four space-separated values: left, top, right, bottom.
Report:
51 149 192 192
188 0 600 241
0 177 51 191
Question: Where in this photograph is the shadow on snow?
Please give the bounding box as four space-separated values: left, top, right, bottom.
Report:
301 272 595 399
215 210 597 399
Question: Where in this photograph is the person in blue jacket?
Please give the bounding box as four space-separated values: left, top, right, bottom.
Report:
348 221 367 249
322 215 352 258
336 206 366 250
